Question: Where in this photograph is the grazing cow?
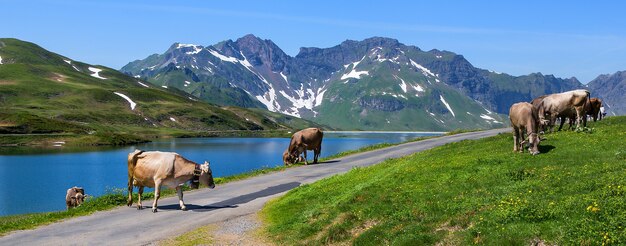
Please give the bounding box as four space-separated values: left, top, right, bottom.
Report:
66 187 86 209
283 128 324 165
586 98 602 122
536 89 590 132
509 102 541 155
127 150 215 213
530 95 550 132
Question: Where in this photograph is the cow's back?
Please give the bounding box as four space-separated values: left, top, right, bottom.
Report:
541 89 589 115
132 151 177 187
289 128 323 152
300 128 323 147
510 102 536 128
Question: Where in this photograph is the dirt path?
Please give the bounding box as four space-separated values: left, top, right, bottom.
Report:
0 128 509 245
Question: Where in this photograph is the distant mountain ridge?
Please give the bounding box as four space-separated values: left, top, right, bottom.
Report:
122 34 593 130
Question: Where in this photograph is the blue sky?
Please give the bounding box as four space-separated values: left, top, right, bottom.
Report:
3 0 626 83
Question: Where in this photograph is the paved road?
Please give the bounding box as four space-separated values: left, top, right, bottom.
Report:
0 128 510 245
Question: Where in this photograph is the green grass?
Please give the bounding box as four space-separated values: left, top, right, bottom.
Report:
261 116 626 245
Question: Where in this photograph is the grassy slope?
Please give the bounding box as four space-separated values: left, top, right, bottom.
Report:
0 38 320 146
262 116 626 245
314 54 506 131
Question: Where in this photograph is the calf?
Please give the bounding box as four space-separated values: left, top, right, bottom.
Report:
66 187 86 209
509 102 540 155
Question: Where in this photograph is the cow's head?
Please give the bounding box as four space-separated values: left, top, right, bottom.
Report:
527 133 540 155
199 161 215 189
75 193 85 206
283 150 295 165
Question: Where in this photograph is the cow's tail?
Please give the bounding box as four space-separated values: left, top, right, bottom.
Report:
127 149 144 206
585 90 591 110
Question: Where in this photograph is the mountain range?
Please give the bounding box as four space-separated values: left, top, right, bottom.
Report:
0 38 321 144
123 34 619 131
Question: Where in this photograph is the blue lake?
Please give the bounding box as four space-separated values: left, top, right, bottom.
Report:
0 132 442 216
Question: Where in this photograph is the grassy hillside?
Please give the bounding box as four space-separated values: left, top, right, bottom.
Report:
262 116 626 245
0 38 320 146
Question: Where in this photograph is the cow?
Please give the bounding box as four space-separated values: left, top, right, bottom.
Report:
283 128 324 165
536 89 590 132
127 150 215 213
66 186 86 209
586 98 602 122
509 102 541 155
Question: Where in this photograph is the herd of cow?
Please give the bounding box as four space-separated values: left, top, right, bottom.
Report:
66 90 604 211
509 89 604 155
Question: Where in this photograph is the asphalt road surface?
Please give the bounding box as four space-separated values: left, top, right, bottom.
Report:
0 128 510 245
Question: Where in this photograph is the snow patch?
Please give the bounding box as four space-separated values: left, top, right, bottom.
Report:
184 80 191 87
439 95 455 117
341 56 369 80
114 92 136 110
412 84 424 93
410 59 436 77
480 114 495 120
394 75 408 93
161 85 168 89
480 113 501 124
186 45 203 55
134 75 141 78
176 43 197 48
255 84 280 113
315 87 327 107
137 81 150 88
436 55 442 59
88 67 107 79
280 72 288 83
341 69 369 80
169 117 176 122
208 49 238 63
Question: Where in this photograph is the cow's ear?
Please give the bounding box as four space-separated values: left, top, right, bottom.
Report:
204 161 210 166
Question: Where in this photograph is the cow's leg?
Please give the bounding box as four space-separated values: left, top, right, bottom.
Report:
176 186 187 211
558 116 566 131
548 115 557 133
303 150 309 165
575 108 583 129
512 128 519 152
314 146 321 164
137 186 144 210
127 177 133 207
152 180 162 213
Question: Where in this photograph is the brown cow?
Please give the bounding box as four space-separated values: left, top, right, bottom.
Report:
536 89 590 132
66 187 86 209
587 98 602 122
283 128 324 165
127 150 215 213
509 102 541 155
